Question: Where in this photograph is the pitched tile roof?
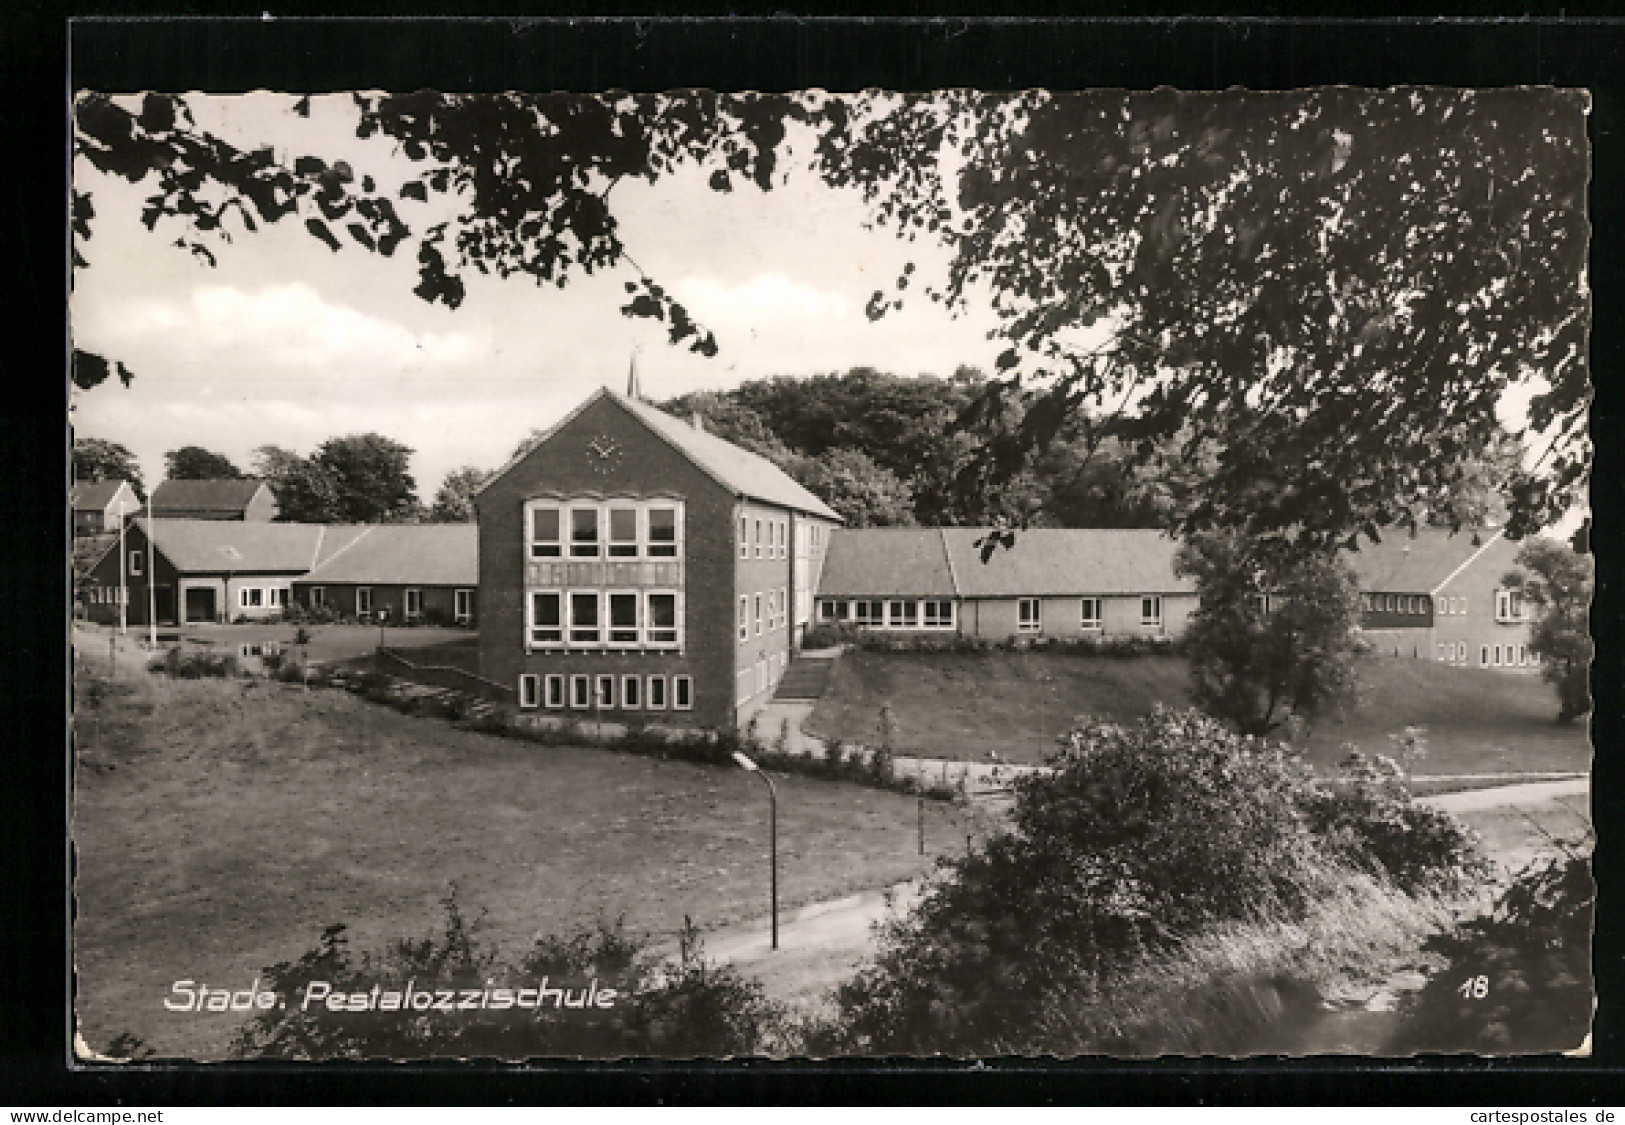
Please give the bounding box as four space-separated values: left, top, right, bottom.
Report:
297 523 478 587
1342 526 1506 593
150 478 270 515
942 528 1194 597
70 480 133 511
134 519 370 574
818 527 1194 599
818 528 958 597
479 387 841 521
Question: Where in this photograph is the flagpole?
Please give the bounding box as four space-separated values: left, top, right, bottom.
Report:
147 493 157 646
118 503 127 635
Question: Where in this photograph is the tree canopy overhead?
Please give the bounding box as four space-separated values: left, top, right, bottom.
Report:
73 88 1590 546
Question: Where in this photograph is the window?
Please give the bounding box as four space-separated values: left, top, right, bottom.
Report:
646 592 678 645
1080 597 1102 629
1458 597 1467 615
129 550 143 577
819 600 840 621
673 675 693 710
569 592 601 644
608 591 639 645
777 520 786 559
780 587 788 629
518 674 540 709
738 596 749 641
276 587 290 608
1018 598 1041 632
647 507 678 558
755 593 763 636
923 600 954 629
608 507 638 558
1141 596 1163 627
1480 645 1490 667
1493 645 1503 667
570 675 591 709
570 508 600 558
595 675 615 708
646 675 667 710
240 587 264 609
357 588 373 615
454 588 473 624
529 592 563 645
404 588 423 619
754 519 763 559
544 674 565 709
739 516 749 559
1517 644 1527 666
888 600 918 629
530 506 562 559
1495 589 1524 623
621 675 642 709
852 600 883 627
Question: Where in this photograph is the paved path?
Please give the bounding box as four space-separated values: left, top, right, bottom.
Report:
1420 776 1590 813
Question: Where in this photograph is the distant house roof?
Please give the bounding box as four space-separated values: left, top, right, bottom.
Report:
73 533 116 577
1342 526 1507 594
133 519 371 575
818 527 1194 599
818 529 958 597
71 480 134 512
150 478 271 516
297 523 478 587
480 387 842 522
942 528 1193 597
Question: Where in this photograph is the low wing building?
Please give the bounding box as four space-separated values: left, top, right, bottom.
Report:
292 523 478 626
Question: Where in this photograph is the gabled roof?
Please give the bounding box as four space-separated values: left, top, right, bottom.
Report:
70 480 135 512
73 533 117 577
150 478 271 515
479 387 841 521
818 528 958 597
297 523 478 587
1342 526 1507 594
132 519 371 574
942 528 1193 597
817 527 1194 599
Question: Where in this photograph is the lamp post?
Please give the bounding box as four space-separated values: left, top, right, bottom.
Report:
732 750 778 951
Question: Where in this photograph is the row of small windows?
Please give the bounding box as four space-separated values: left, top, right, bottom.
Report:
1026 596 1162 630
819 598 957 629
739 515 789 560
519 672 692 712
1437 642 1539 668
739 588 790 640
239 587 291 609
528 501 681 560
84 586 130 605
306 586 474 623
1364 591 1527 621
527 590 681 649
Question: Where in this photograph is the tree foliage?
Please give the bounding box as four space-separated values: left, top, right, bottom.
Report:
428 465 494 523
74 89 1589 545
163 445 243 481
1504 538 1594 723
72 437 144 499
783 447 917 528
308 435 419 524
1174 532 1363 737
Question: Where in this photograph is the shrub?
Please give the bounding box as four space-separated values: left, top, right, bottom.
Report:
821 707 1485 1054
148 647 240 679
230 891 781 1060
285 602 343 626
1391 853 1594 1054
1302 751 1490 895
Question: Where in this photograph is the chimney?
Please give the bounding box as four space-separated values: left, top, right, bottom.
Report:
690 412 705 432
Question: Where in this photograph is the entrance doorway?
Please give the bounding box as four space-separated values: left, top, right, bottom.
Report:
184 586 217 623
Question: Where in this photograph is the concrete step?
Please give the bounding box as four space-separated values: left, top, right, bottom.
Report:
773 656 835 701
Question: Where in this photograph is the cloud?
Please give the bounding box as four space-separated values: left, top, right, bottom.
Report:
112 282 484 376
675 271 853 324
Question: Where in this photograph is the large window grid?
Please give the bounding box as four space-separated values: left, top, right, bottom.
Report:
527 499 684 562
528 589 683 651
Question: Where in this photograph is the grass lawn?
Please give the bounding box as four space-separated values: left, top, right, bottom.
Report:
807 650 1591 777
72 663 953 1060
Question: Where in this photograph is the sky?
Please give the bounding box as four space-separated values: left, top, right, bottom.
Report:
70 92 1004 500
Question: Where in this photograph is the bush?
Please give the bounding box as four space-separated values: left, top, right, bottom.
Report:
1391 853 1594 1054
284 602 343 626
820 707 1485 1054
230 891 781 1059
1302 751 1490 895
148 647 240 679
